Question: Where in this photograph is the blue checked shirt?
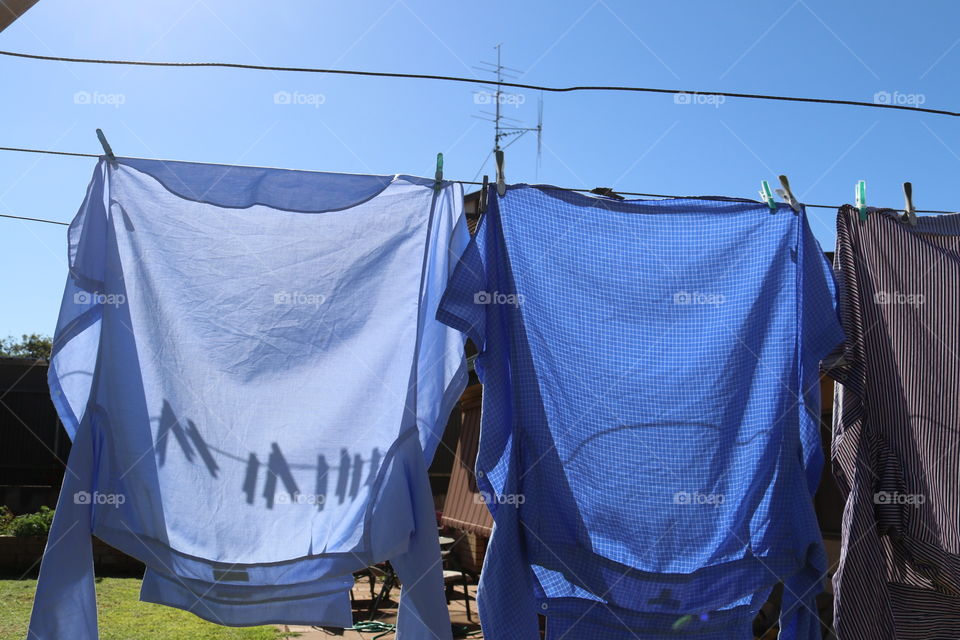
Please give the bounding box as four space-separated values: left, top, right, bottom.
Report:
437 185 843 640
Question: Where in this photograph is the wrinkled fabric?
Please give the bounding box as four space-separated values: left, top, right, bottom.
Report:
828 205 960 639
30 158 469 640
437 185 843 640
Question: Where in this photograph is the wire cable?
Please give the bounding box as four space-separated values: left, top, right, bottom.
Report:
0 144 957 220
0 48 958 117
0 212 69 226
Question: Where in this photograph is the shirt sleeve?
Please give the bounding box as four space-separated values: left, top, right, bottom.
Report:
798 216 845 495
435 208 490 355
27 416 99 640
49 159 111 441
370 436 453 640
30 162 111 639
415 182 470 466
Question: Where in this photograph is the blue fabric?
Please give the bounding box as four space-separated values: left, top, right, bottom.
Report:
30 158 469 639
437 185 843 640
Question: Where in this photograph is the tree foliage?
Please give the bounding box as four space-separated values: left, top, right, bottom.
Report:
0 333 52 359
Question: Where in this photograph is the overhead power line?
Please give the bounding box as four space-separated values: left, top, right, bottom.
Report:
0 48 958 117
0 144 957 229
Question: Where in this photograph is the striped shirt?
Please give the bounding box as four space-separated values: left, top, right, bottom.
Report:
828 204 960 639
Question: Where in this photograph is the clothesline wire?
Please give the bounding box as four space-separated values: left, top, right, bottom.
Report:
1 48 959 117
0 144 957 228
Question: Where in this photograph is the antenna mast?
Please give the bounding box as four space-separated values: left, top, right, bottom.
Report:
472 44 544 175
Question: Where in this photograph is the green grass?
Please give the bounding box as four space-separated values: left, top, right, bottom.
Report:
0 578 293 640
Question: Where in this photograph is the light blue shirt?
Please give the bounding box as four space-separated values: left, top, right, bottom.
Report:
437 186 843 640
30 158 469 639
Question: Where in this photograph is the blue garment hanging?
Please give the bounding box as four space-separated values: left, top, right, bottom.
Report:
30 158 469 640
437 185 843 640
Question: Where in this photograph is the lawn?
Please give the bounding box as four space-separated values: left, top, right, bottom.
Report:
0 578 292 640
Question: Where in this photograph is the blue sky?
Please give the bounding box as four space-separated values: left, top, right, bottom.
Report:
1 0 959 338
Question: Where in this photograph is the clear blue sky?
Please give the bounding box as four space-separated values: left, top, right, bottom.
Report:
2 0 959 338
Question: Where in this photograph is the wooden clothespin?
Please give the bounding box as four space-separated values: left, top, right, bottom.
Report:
479 175 489 215
902 182 918 226
495 149 506 196
96 128 116 164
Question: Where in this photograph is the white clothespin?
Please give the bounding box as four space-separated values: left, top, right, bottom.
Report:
759 180 777 213
96 128 116 164
495 149 506 196
775 175 801 212
902 182 918 226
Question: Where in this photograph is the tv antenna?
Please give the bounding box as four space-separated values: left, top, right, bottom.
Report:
472 44 543 179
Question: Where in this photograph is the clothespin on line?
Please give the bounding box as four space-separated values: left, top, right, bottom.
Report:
434 153 443 192
479 175 489 215
759 180 777 213
495 149 506 196
902 182 917 226
775 175 801 213
856 180 867 221
96 128 116 164
589 187 625 200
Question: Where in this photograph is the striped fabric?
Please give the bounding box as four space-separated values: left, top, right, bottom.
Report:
828 204 960 639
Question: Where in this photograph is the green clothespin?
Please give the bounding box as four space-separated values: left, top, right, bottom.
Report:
434 153 443 192
856 180 867 221
759 180 777 213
